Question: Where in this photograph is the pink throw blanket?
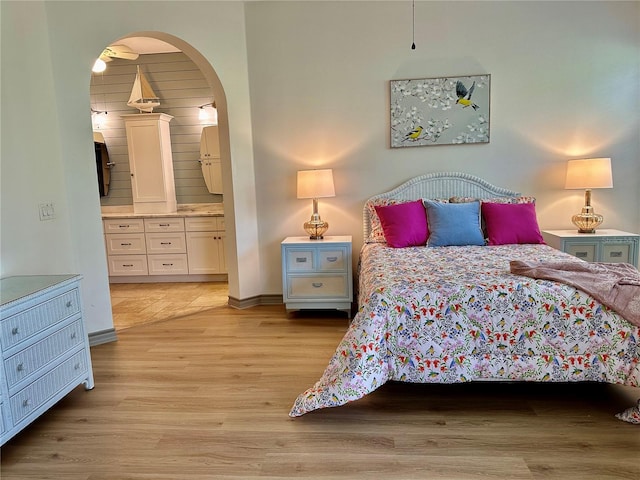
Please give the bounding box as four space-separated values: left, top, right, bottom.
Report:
510 260 640 327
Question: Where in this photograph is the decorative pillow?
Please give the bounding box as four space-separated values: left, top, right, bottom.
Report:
365 198 403 243
374 200 428 248
423 200 485 247
481 202 545 245
449 196 536 204
366 197 448 243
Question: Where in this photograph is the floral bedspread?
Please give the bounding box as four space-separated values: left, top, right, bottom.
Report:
290 243 640 416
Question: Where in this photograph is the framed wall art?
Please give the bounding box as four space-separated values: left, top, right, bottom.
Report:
390 74 490 148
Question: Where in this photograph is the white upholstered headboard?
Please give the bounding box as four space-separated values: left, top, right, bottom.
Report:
363 172 521 239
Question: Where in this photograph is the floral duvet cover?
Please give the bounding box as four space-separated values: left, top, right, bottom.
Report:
290 243 640 416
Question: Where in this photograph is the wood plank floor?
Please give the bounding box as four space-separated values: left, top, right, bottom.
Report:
2 283 639 479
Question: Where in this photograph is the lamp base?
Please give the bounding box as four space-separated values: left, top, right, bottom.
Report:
303 219 329 240
571 210 603 234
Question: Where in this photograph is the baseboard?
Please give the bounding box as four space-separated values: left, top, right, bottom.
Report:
109 274 228 284
228 294 283 309
89 328 118 346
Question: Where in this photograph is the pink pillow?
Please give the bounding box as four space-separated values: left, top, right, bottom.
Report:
374 200 428 248
482 202 544 245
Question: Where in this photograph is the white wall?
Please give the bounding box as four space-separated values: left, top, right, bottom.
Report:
246 1 640 292
1 2 638 336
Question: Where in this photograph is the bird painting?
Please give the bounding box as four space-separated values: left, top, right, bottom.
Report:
455 80 479 110
403 125 423 141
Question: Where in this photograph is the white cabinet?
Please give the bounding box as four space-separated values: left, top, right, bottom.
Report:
103 215 226 279
542 229 639 267
122 113 177 214
281 236 353 315
200 126 223 194
0 275 94 445
186 217 226 274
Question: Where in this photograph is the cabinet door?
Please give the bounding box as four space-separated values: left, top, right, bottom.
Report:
200 126 220 158
186 231 224 274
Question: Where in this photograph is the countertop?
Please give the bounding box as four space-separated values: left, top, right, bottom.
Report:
101 203 224 219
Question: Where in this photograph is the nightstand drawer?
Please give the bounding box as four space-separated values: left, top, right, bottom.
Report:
318 248 347 271
288 275 348 299
602 244 630 263
286 250 315 272
566 244 596 262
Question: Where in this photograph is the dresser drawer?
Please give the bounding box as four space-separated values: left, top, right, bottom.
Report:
4 319 85 391
318 248 348 271
9 350 88 424
145 233 186 254
1 289 80 350
286 250 315 272
185 216 224 232
105 233 147 255
107 255 148 276
103 218 144 234
288 275 348 299
144 218 184 232
148 254 189 275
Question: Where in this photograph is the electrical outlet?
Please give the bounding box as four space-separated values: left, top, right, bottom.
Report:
39 202 55 221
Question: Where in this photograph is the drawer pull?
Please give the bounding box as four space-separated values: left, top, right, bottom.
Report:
312 282 323 288
295 257 308 263
16 363 24 372
11 327 19 335
162 263 174 267
22 399 31 407
123 264 134 267
71 332 77 340
120 242 132 246
609 251 623 258
160 242 172 245
326 256 338 262
74 363 81 370
575 251 588 258
118 224 131 228
66 301 73 308
159 223 170 227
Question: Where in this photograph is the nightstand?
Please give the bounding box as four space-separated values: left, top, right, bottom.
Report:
542 229 639 267
281 236 353 315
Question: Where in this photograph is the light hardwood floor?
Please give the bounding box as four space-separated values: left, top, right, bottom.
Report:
1 283 639 480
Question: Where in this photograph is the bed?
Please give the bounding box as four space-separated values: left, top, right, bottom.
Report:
289 172 640 422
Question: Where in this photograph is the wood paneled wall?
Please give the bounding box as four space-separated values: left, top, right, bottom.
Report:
90 53 222 206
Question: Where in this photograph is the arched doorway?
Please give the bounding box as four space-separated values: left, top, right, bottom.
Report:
90 33 238 327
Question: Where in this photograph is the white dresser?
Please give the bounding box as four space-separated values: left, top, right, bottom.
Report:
281 236 353 315
542 229 639 267
0 275 94 445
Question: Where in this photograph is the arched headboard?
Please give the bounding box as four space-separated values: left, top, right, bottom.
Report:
363 172 521 239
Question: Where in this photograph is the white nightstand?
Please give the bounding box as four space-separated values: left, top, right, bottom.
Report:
542 229 639 267
281 236 353 315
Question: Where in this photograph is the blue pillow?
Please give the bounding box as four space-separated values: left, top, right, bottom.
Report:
423 200 485 247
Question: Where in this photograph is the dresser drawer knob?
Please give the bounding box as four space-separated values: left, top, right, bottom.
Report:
160 242 172 245
118 224 131 229
66 301 73 308
162 263 174 267
159 223 170 227
121 242 132 246
74 363 81 370
17 363 24 372
326 256 338 262
71 332 77 339
296 257 307 263
11 327 19 335
609 251 622 258
22 399 31 407
312 282 323 288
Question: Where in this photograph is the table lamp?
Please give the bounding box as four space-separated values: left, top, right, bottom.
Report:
565 157 613 233
297 169 335 239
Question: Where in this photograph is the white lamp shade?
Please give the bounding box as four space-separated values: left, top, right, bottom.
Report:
565 158 613 189
297 169 335 199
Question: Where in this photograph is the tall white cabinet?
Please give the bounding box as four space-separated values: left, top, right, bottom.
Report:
122 113 177 214
200 126 223 194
